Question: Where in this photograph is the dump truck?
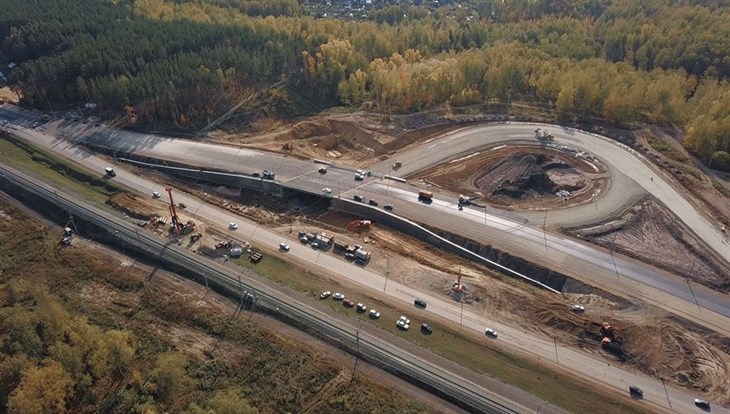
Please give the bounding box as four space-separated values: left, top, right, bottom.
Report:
333 240 348 252
418 190 433 202
315 232 334 248
354 249 371 261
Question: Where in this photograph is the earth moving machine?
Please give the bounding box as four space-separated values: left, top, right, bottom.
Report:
314 232 334 249
346 220 372 233
535 128 554 142
392 161 402 170
418 190 433 202
600 322 625 356
458 194 484 207
452 269 464 293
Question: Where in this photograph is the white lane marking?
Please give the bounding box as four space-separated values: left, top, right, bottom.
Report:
449 152 480 163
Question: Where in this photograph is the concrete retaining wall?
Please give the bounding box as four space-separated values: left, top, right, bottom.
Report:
331 198 565 293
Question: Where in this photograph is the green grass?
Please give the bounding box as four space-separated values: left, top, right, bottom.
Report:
0 133 128 204
647 135 688 162
233 252 651 414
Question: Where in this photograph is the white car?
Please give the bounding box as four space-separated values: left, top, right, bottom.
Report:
318 166 328 174
322 187 332 195
332 292 345 300
279 242 290 251
369 309 381 319
320 291 331 299
357 303 367 312
399 316 410 325
152 191 161 198
572 304 586 312
485 328 498 338
396 319 410 330
228 223 239 230
354 173 364 181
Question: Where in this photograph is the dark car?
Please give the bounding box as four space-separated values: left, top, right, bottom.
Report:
104 167 116 177
383 204 394 211
420 323 433 334
694 399 711 410
353 194 364 202
342 299 355 308
629 385 643 399
252 172 260 178
414 299 427 309
368 199 378 206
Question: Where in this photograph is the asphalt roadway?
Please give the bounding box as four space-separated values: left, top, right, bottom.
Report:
1 120 727 413
2 105 727 337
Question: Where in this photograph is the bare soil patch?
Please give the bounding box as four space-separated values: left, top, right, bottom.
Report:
411 146 607 209
570 199 730 292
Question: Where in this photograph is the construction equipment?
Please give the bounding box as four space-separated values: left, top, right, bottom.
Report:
392 161 402 170
165 188 195 234
452 269 464 293
346 220 372 232
190 233 202 242
599 321 625 351
418 190 433 202
535 128 554 142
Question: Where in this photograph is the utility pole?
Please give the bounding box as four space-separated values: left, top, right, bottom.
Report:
350 329 360 385
609 231 620 280
383 255 390 291
542 210 548 253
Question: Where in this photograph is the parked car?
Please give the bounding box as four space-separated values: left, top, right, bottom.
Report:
399 316 410 325
356 303 367 312
694 399 711 410
322 187 332 195
485 328 498 338
368 199 378 206
318 166 328 174
629 385 643 398
353 194 364 202
152 191 161 198
344 253 356 260
311 242 320 249
396 319 410 330
252 172 260 178
333 292 345 300
414 299 427 309
279 242 290 251
383 204 394 211
572 304 586 312
104 167 116 177
421 323 433 334
299 237 308 244
343 299 355 308
369 309 381 319
320 291 332 299
228 223 239 230
354 173 364 181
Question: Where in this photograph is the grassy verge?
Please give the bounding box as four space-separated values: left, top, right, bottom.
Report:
646 135 688 163
234 253 651 414
0 133 127 204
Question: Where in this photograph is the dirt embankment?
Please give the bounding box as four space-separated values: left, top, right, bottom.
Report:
411 146 607 210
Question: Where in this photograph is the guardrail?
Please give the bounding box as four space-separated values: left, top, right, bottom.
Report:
0 164 522 414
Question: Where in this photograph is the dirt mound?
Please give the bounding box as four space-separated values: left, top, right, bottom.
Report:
624 322 730 400
476 153 581 199
107 193 157 219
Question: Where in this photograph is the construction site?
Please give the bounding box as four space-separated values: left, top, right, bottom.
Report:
27 106 720 408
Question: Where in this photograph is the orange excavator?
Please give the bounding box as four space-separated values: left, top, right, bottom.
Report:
600 321 625 350
452 269 464 293
346 219 372 233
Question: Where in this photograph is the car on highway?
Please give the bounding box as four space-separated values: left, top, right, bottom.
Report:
694 399 711 410
353 194 363 202
332 292 345 300
342 299 355 308
572 304 585 312
152 191 161 198
355 172 364 181
396 319 410 330
279 242 290 251
322 187 332 195
368 199 378 206
369 309 381 319
485 328 498 338
320 291 331 299
104 167 116 177
383 204 394 211
421 323 433 334
414 298 427 309
356 303 367 312
228 223 238 230
629 385 643 398
318 166 327 174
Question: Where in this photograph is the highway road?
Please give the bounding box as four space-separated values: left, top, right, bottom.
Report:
0 163 546 414
2 104 728 338
1 125 727 414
